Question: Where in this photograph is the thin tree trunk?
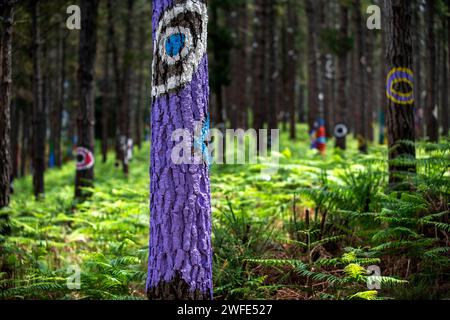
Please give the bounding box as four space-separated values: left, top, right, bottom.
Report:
118 0 135 176
147 0 212 300
101 39 111 163
31 0 45 199
20 105 29 177
413 0 424 138
425 0 439 142
252 0 266 131
54 26 66 168
305 0 319 132
287 0 298 140
11 99 19 179
441 16 449 136
335 3 349 150
267 0 278 137
135 19 146 150
107 0 123 167
0 0 14 210
354 0 368 153
384 0 416 186
75 0 99 199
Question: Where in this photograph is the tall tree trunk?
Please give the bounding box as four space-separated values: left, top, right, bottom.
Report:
384 0 416 186
366 27 374 143
135 19 146 150
354 0 368 153
75 0 99 199
20 105 29 177
305 0 320 132
287 0 298 140
447 2 450 136
11 99 19 179
412 0 424 138
118 0 135 176
53 26 65 168
335 3 349 150
441 15 449 136
425 0 439 142
252 0 267 131
31 0 45 199
0 0 14 210
101 38 111 163
147 0 212 300
267 0 278 137
107 0 123 167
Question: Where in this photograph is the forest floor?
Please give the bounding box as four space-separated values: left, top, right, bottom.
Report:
1 125 449 300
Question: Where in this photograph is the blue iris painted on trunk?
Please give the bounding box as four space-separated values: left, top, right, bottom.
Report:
165 33 186 57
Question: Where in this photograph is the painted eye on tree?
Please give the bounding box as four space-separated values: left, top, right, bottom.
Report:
334 123 348 138
75 147 94 171
152 0 208 97
386 67 414 105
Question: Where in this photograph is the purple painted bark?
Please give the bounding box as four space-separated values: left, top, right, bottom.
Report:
146 0 212 300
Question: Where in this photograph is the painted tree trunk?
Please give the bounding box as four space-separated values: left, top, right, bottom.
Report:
147 0 212 300
335 3 349 150
384 0 416 186
31 0 45 199
75 0 99 199
118 0 135 176
0 0 14 210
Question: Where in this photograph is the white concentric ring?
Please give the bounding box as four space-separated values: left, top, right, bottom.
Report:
334 123 348 138
152 0 208 97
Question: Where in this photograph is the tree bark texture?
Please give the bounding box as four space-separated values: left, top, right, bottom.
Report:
31 0 45 199
425 0 439 142
384 0 416 186
335 3 348 150
0 0 14 209
75 0 99 198
147 0 212 300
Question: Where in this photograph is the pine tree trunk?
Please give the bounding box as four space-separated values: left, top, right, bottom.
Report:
252 0 267 132
54 28 66 168
384 0 416 186
267 0 278 137
441 16 449 136
107 0 123 167
354 0 368 153
11 100 19 179
118 0 135 176
412 0 424 138
20 105 29 177
101 38 111 163
305 0 319 131
0 0 14 210
287 0 298 140
147 0 212 300
425 0 439 142
75 0 99 199
135 20 146 150
31 0 45 199
335 3 349 150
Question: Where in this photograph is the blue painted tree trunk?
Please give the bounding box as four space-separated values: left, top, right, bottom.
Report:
146 0 213 300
